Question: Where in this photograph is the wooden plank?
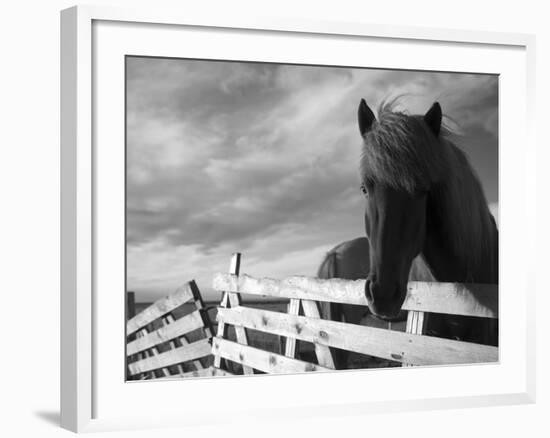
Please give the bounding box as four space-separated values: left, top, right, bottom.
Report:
216 253 242 336
217 306 498 366
213 254 237 369
127 282 194 335
405 281 497 319
127 310 205 356
163 314 204 371
213 273 367 306
212 337 331 374
156 366 234 379
403 311 427 367
134 329 153 379
176 281 212 371
406 311 426 335
127 282 211 377
212 274 498 318
187 281 214 340
125 291 137 380
301 299 335 369
135 328 169 379
226 292 253 375
128 338 212 376
126 291 136 320
284 299 300 358
229 252 241 277
213 253 254 375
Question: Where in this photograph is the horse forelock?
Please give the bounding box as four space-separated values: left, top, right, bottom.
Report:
359 100 450 193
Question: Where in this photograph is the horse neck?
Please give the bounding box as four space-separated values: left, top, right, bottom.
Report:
420 148 498 284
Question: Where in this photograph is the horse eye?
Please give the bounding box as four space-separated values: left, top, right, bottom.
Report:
360 184 368 195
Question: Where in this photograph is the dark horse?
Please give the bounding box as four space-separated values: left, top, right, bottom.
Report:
319 98 498 368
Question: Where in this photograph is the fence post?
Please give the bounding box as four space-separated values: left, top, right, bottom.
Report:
214 253 254 375
125 292 136 380
126 291 136 320
301 300 335 369
284 299 301 358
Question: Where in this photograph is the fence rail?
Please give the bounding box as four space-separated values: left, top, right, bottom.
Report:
213 273 498 318
126 254 499 379
127 282 197 335
211 258 498 375
216 305 497 366
126 280 215 380
127 310 205 356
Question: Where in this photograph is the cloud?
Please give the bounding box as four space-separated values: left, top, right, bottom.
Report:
127 204 365 302
126 58 498 301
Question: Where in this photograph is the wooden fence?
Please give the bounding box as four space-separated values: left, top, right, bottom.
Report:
211 255 498 374
126 280 231 380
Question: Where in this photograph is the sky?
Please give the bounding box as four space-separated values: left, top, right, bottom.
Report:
126 57 498 302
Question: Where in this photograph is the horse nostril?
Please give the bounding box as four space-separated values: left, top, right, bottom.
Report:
365 274 376 302
365 278 373 302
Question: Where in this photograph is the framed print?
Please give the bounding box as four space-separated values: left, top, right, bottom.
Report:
60 5 536 433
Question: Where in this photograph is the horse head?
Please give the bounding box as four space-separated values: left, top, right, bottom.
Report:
357 99 444 320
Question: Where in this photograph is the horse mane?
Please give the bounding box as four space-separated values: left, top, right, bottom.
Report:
359 98 498 281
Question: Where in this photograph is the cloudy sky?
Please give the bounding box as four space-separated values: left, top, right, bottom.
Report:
126 57 498 302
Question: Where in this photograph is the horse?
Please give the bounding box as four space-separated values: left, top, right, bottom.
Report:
319 98 499 368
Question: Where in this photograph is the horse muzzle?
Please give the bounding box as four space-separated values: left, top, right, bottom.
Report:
364 276 405 320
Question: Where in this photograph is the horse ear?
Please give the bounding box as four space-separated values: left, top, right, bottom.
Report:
424 102 442 136
358 99 376 137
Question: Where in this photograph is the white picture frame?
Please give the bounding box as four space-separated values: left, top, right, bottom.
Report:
60 4 536 433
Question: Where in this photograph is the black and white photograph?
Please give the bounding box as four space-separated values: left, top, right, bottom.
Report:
2 0 546 434
125 56 499 380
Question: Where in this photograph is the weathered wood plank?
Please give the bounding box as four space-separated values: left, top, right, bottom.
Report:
213 273 366 306
406 311 426 335
405 281 497 319
214 253 238 369
162 315 186 374
126 282 195 334
125 292 137 380
301 299 335 369
163 314 204 371
127 310 205 356
126 291 136 320
403 311 427 367
217 306 498 366
284 299 300 358
134 329 154 379
212 337 331 374
212 274 498 318
213 253 254 375
226 292 254 375
186 281 214 339
156 366 234 379
128 338 212 375
135 328 169 378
